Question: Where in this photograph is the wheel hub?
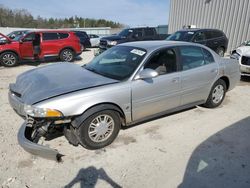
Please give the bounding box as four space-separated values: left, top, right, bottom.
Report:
88 114 114 143
212 85 224 104
2 54 16 65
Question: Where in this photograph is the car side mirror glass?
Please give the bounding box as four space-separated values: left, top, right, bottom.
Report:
135 68 159 80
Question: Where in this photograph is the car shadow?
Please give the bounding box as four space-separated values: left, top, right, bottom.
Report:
64 166 122 188
178 116 250 188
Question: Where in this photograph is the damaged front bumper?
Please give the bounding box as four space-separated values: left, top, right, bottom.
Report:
18 122 63 162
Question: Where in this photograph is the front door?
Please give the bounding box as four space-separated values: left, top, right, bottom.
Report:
131 48 181 121
19 33 35 59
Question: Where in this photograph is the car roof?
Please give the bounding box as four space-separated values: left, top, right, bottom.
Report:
119 40 204 52
26 30 72 34
177 28 223 32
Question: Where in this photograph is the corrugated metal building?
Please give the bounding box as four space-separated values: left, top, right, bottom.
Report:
168 0 250 53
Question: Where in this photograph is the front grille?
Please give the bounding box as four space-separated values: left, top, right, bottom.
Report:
241 56 250 66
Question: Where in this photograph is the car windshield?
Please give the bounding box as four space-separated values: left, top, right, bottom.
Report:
166 31 195 41
118 29 133 38
84 46 146 81
7 31 28 41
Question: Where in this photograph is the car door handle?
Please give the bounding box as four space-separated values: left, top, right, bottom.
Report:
211 69 218 73
172 77 180 83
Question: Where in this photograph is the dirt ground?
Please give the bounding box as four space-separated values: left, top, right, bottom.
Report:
0 49 249 188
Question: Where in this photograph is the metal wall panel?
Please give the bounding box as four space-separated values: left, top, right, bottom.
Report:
168 0 250 53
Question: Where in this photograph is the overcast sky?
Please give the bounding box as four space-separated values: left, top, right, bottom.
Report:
0 0 170 27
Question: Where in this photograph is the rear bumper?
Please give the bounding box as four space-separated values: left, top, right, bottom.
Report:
18 122 63 161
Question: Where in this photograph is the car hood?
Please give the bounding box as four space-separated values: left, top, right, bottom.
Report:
0 32 12 42
236 46 250 56
10 63 119 104
101 35 122 41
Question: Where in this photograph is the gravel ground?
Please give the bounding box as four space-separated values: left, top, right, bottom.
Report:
0 49 249 188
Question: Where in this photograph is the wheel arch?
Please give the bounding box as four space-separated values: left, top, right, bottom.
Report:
219 76 230 91
0 50 20 59
71 102 126 129
59 46 76 55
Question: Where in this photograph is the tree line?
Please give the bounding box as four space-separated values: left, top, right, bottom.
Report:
0 5 124 28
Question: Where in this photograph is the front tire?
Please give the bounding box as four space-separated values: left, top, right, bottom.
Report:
78 110 121 149
0 52 18 67
59 49 75 62
204 79 226 108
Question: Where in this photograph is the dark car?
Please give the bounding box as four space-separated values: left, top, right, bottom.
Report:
72 30 91 50
98 27 168 54
166 28 228 57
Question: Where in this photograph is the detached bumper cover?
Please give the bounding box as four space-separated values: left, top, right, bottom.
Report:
18 123 63 161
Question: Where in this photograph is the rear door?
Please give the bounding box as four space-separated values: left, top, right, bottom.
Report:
179 45 218 105
192 31 207 46
204 30 219 51
41 32 60 57
19 32 35 59
132 47 181 121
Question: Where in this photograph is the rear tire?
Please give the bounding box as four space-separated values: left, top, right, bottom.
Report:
204 79 226 108
0 52 18 67
59 49 75 62
77 110 121 149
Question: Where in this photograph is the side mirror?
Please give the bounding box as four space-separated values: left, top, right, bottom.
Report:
135 68 158 80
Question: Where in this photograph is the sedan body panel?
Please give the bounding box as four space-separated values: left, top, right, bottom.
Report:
131 72 181 121
180 63 219 105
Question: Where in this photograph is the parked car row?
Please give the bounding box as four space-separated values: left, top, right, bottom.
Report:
98 27 169 54
0 29 102 67
97 27 228 58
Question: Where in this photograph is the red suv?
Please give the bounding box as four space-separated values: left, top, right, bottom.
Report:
0 30 82 67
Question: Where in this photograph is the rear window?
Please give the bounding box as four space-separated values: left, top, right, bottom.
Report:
205 30 223 39
43 33 58 40
59 33 69 39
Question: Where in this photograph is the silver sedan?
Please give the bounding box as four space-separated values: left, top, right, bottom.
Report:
9 41 240 161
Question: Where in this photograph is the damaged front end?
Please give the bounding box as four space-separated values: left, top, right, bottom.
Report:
18 117 66 162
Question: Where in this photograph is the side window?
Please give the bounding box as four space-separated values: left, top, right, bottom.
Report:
180 46 205 71
204 31 213 40
59 33 69 39
213 30 223 38
144 48 177 75
134 29 143 37
144 28 154 36
23 33 35 42
43 33 59 41
193 32 206 42
202 48 215 64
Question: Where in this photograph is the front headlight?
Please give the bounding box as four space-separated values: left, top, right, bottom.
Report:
24 105 63 118
107 41 117 46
